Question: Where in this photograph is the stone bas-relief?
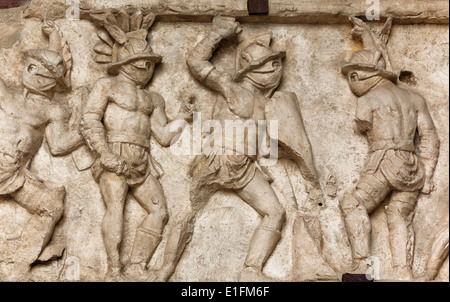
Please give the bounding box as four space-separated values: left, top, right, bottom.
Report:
0 0 448 282
0 20 83 281
150 15 327 282
80 8 194 282
340 17 440 281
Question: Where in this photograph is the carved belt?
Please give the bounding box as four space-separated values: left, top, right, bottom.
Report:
370 139 415 152
106 131 150 149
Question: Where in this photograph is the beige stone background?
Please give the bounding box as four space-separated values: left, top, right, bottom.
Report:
0 0 448 281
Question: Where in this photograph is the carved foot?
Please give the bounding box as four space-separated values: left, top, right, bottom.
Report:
391 266 414 281
414 270 438 282
104 266 125 282
123 263 148 282
147 267 175 282
239 267 278 282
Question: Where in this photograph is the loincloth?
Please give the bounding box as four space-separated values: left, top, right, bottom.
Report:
92 142 162 187
362 148 425 192
190 152 257 190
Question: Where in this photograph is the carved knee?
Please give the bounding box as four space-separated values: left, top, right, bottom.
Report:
139 208 169 234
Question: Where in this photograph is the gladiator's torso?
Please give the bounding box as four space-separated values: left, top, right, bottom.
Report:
103 78 154 147
356 80 427 191
211 84 266 157
0 87 49 165
357 81 419 152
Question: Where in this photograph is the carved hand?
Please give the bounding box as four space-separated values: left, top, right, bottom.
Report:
349 17 366 37
42 20 57 37
177 95 196 122
100 152 129 176
211 15 242 40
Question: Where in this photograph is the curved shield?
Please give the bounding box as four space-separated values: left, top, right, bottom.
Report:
265 91 320 189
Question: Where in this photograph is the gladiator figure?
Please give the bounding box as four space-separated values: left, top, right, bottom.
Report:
153 16 324 282
80 10 193 282
0 22 83 281
340 17 440 280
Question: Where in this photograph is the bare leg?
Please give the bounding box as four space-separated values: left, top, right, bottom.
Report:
385 191 418 280
9 174 64 281
99 172 128 281
236 170 286 281
123 174 169 280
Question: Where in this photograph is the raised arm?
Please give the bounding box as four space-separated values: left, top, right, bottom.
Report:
186 16 239 90
45 104 84 156
415 94 440 194
150 92 192 147
186 16 253 118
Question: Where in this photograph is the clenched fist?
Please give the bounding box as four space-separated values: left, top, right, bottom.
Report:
211 15 242 40
101 152 129 176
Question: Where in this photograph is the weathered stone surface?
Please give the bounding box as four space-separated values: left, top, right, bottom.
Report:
1 0 448 23
269 0 449 23
0 0 448 283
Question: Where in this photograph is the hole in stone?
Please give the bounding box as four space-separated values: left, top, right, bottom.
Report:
399 70 416 85
248 0 269 15
0 0 31 9
318 203 323 207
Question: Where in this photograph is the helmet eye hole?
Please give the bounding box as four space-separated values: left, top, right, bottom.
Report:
27 64 37 74
130 60 153 70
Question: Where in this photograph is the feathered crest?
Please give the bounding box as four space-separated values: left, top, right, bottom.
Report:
80 7 156 65
349 16 394 73
24 19 72 91
42 20 72 90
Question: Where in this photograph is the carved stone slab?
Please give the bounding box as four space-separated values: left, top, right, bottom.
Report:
0 0 448 282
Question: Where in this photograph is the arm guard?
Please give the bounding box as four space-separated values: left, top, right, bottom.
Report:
80 112 110 157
